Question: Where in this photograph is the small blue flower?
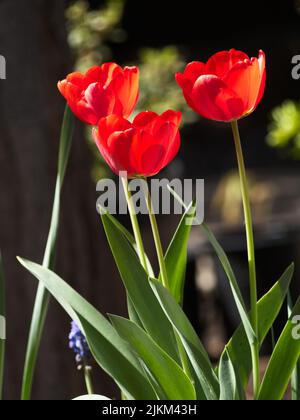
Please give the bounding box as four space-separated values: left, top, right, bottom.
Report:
69 321 91 364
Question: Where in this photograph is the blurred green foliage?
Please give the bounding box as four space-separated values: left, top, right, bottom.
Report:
134 47 195 123
66 0 126 71
267 100 300 159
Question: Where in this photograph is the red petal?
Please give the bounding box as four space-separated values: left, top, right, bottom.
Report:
206 49 249 78
191 74 245 121
109 67 139 118
100 62 123 86
224 50 266 114
97 115 132 144
252 50 266 111
160 110 182 127
106 129 136 175
133 111 158 128
131 121 180 176
84 83 116 122
76 100 99 125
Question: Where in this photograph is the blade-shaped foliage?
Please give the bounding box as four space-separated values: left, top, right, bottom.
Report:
18 257 157 400
162 202 196 304
288 292 300 400
21 105 74 400
167 186 255 346
101 213 179 363
225 263 294 388
150 279 219 400
110 315 196 400
99 208 154 277
219 348 237 400
258 296 300 400
201 223 256 346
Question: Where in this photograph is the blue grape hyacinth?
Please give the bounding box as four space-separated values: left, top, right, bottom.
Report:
69 321 91 366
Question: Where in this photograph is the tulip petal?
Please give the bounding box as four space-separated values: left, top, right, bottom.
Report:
253 50 266 111
99 62 123 86
224 50 266 114
160 110 182 127
109 67 139 118
192 75 245 121
206 49 249 78
223 59 258 111
178 61 206 85
106 129 136 175
84 83 117 122
132 121 180 176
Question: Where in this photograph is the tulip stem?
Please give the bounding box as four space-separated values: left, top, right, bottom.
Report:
142 180 169 289
83 364 94 396
231 120 260 399
121 177 149 274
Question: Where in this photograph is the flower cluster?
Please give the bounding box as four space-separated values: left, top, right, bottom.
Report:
58 50 265 179
68 321 91 365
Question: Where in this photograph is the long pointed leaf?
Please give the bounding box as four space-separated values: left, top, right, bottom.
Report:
219 348 237 400
150 279 219 400
288 292 300 400
258 296 300 400
18 257 157 400
162 202 196 304
20 105 74 400
225 263 294 388
201 223 256 346
110 315 196 400
99 208 154 277
101 213 179 363
167 187 256 346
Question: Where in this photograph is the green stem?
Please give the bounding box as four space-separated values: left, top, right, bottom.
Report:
231 120 260 399
84 365 94 395
21 105 74 400
121 177 148 274
143 180 169 289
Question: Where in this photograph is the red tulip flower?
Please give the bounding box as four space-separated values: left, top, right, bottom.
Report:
176 49 266 122
58 63 139 125
93 110 181 177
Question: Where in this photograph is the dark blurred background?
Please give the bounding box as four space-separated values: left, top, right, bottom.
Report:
0 0 300 400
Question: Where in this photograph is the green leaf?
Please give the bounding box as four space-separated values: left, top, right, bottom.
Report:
201 223 256 346
288 291 300 400
0 252 5 400
219 348 237 400
110 315 196 400
291 359 300 401
73 395 111 400
18 257 157 401
150 279 219 400
20 105 75 400
101 212 179 363
99 208 154 277
162 202 196 304
166 187 255 345
258 296 300 400
225 263 294 388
